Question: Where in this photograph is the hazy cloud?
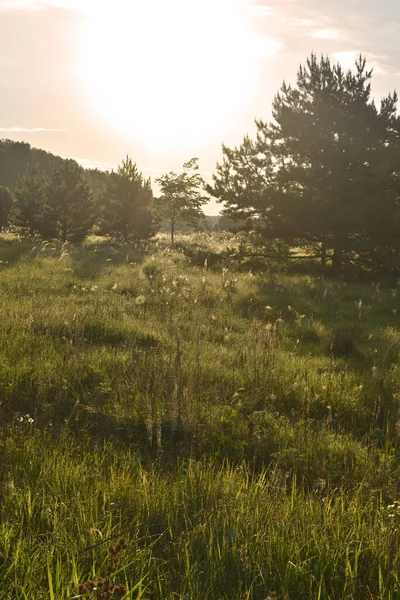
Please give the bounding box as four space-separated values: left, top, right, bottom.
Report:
0 0 40 9
0 127 67 132
308 28 342 40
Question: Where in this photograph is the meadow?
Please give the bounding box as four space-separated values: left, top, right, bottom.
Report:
0 233 400 599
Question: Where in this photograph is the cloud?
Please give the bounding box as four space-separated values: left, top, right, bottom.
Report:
308 28 342 40
0 0 39 9
0 0 124 12
0 127 67 132
0 0 85 10
249 5 275 17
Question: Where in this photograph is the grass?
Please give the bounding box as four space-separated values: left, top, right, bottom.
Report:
0 233 400 598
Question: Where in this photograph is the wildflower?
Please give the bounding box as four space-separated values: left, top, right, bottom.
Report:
135 295 146 305
112 283 118 290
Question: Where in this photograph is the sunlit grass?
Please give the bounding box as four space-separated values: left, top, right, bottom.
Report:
0 233 400 598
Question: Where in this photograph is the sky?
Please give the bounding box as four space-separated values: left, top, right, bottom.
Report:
1 0 400 214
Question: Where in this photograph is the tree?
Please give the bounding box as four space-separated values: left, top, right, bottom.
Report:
210 54 400 272
0 186 14 229
155 158 208 242
99 156 155 240
215 214 235 232
14 160 47 236
46 159 97 242
0 140 32 192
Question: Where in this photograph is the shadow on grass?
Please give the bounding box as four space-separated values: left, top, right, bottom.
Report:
0 236 40 265
32 322 158 348
235 273 400 377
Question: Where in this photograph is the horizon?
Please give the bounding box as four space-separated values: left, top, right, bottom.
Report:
1 0 400 215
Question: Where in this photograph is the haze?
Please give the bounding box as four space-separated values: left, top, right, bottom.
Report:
1 0 399 213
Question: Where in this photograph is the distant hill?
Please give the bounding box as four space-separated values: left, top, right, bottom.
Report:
0 139 108 202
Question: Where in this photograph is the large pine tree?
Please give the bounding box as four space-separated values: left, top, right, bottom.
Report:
210 54 400 271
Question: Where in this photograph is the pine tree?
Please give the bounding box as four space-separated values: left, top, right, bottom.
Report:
210 54 400 271
46 159 97 242
99 156 155 241
0 186 14 229
14 160 47 236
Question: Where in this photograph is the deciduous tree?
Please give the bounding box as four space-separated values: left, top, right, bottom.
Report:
155 158 208 243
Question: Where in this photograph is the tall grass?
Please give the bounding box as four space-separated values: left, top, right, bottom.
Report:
0 233 399 598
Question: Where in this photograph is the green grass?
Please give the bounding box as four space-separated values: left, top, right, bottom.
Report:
0 233 400 598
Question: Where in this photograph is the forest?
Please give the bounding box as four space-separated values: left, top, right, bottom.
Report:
0 55 400 599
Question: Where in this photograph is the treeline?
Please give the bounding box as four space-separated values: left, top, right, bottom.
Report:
0 143 213 242
209 54 400 273
0 149 154 242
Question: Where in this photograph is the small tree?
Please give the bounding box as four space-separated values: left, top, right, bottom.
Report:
46 160 97 242
99 156 155 241
0 186 14 229
14 160 47 236
155 158 208 242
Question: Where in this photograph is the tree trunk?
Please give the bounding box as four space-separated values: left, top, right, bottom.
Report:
171 208 176 244
62 219 68 243
332 236 344 273
321 237 327 268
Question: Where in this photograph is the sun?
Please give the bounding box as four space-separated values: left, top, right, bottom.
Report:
80 0 280 154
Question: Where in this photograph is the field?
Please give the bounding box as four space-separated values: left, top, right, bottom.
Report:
1 233 400 599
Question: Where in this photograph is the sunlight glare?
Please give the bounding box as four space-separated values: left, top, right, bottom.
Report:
80 0 280 153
